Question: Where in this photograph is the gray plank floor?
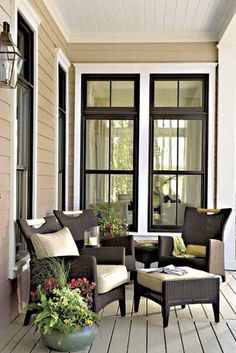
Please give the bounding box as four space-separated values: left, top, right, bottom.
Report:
1 271 236 353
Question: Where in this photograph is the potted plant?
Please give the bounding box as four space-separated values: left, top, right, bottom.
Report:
29 260 100 351
91 202 128 240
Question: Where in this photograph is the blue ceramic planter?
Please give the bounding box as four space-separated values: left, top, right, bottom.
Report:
42 325 97 352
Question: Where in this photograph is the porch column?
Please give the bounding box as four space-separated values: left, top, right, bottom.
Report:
217 44 236 268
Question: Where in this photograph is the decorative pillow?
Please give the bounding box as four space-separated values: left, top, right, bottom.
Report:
31 227 79 259
186 244 206 258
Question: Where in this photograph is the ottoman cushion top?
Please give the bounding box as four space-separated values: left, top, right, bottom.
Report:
137 267 217 293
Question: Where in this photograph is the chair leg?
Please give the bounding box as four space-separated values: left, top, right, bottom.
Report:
181 305 186 309
134 294 140 313
222 275 226 282
24 310 32 326
119 299 126 317
162 305 170 328
130 271 137 281
213 302 220 323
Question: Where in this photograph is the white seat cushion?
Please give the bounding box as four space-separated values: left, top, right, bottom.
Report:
96 265 128 294
31 227 79 259
137 267 217 293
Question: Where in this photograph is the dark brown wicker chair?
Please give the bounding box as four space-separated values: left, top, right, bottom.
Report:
54 209 136 278
158 207 232 281
17 215 127 326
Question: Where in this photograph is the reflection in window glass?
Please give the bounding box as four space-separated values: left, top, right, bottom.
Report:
87 81 110 107
154 81 178 107
153 175 176 225
111 174 133 225
178 120 202 171
86 174 109 207
179 80 202 107
153 120 177 170
111 81 134 107
86 120 109 170
111 120 133 170
177 175 201 224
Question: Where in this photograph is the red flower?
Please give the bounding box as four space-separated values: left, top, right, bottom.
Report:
30 291 37 298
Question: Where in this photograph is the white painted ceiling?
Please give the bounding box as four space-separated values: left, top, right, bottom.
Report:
44 0 236 43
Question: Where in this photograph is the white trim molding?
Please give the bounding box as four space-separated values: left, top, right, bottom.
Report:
55 48 71 210
41 0 69 42
9 0 41 279
73 62 217 236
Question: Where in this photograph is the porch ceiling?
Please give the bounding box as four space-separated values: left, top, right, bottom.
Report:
43 0 236 43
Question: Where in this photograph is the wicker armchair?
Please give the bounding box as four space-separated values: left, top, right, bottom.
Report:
54 209 136 278
17 215 127 326
158 207 232 281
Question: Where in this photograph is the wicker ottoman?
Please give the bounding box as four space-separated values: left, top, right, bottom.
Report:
134 267 220 327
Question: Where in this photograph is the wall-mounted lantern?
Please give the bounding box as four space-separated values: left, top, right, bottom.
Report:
0 22 24 88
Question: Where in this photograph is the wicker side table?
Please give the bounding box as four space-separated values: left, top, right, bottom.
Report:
134 244 159 268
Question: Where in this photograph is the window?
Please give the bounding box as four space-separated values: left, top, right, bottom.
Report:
81 74 139 230
58 65 66 210
149 75 208 231
16 13 34 253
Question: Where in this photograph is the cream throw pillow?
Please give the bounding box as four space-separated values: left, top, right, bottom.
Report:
31 227 79 259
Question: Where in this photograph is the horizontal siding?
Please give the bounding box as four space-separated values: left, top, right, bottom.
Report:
0 3 13 328
68 42 217 63
28 0 68 217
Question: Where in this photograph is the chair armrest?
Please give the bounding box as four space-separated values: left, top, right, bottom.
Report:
158 236 174 257
101 235 134 256
80 247 125 265
208 239 225 276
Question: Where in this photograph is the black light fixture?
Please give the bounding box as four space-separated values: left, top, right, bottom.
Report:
0 22 24 88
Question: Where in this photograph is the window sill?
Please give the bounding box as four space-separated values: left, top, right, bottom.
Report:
11 251 30 279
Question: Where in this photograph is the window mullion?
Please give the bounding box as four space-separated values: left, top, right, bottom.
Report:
176 119 179 226
108 119 111 203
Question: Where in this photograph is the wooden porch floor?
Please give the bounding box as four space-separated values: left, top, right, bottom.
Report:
1 271 236 353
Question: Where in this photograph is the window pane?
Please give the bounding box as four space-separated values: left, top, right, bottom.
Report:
178 120 202 171
153 119 177 170
179 80 202 107
86 174 109 207
86 120 109 170
177 175 202 224
111 175 133 225
87 81 110 107
154 81 178 107
111 120 133 170
153 175 176 225
111 81 134 107
58 112 65 173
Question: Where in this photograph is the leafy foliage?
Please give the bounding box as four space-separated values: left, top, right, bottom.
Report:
30 286 100 336
31 258 70 289
29 258 100 338
91 203 128 240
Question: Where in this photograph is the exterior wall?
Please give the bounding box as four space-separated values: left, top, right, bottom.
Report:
68 42 218 213
0 0 68 327
0 0 19 326
29 0 68 217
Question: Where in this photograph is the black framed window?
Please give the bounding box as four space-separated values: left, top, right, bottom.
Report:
149 74 208 231
16 13 34 254
81 74 139 231
58 65 66 210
